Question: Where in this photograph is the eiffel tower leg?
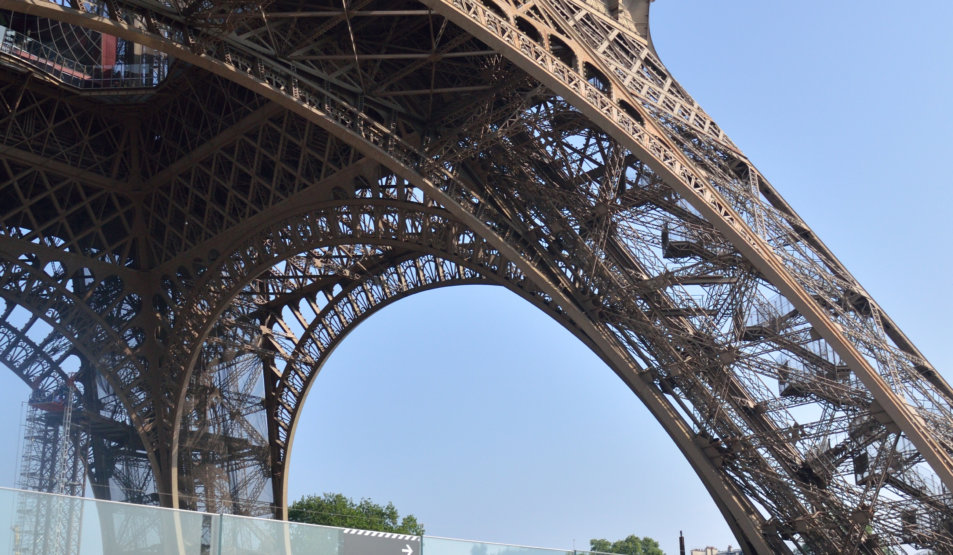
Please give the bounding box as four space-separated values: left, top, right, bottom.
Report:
2 0 953 552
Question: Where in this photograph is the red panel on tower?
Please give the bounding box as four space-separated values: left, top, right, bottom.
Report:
101 34 116 71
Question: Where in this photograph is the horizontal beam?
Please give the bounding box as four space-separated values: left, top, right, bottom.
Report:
291 50 496 61
377 85 491 97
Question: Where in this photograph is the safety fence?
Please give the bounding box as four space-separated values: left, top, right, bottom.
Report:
0 486 610 555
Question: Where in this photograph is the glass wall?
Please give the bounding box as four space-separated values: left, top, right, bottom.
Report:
0 487 609 555
423 536 573 555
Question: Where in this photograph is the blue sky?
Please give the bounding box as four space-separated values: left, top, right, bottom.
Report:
0 1 951 554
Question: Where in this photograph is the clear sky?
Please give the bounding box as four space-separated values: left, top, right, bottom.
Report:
0 1 951 555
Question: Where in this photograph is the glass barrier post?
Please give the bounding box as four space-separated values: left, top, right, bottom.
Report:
216 512 224 555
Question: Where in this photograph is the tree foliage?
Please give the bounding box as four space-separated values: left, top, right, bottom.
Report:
590 534 664 555
288 492 425 535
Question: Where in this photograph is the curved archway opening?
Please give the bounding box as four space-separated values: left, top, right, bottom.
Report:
287 285 735 553
515 18 542 45
548 36 577 71
584 62 611 96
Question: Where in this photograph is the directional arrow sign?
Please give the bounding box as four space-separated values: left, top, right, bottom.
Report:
340 528 421 555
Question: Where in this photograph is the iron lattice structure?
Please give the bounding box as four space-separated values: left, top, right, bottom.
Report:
0 0 951 552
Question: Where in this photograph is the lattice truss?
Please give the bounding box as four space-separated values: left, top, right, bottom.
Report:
0 0 951 552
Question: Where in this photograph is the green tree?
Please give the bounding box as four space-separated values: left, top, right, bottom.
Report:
589 534 664 555
288 492 425 535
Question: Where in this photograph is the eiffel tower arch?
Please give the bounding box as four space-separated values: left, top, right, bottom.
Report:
1 0 952 552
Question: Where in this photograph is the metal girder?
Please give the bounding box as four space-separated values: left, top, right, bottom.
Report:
0 0 951 552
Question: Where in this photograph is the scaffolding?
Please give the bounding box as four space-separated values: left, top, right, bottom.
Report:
13 381 85 555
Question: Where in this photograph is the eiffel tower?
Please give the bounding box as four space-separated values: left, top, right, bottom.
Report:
1 0 951 552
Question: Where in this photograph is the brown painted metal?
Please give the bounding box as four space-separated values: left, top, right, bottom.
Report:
1 0 952 552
